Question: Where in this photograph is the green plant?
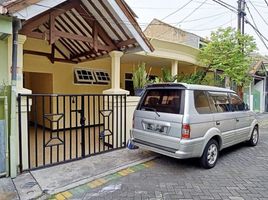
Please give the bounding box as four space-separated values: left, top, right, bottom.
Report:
161 68 177 82
198 27 257 87
0 81 7 96
132 63 148 90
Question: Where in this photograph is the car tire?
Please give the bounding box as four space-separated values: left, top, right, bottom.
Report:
200 139 219 169
248 126 259 146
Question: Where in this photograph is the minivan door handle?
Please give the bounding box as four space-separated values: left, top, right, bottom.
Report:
236 118 239 122
216 121 220 125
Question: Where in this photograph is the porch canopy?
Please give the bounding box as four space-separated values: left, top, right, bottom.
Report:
3 0 153 63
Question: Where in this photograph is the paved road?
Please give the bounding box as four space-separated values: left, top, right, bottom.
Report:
59 128 268 200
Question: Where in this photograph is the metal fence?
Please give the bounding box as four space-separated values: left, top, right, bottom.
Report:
18 94 127 170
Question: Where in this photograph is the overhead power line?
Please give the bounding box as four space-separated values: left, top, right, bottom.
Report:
245 20 268 43
154 0 209 38
248 0 268 27
211 0 238 13
245 3 268 50
161 0 194 20
264 0 268 7
184 18 235 31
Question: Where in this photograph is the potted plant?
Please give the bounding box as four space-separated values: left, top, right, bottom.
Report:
132 63 148 96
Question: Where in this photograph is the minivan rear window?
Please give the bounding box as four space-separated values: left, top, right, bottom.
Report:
138 89 184 114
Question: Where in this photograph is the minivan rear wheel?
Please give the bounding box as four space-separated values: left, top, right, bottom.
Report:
200 139 219 169
248 126 259 146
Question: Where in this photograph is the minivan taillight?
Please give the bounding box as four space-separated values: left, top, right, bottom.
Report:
182 124 190 139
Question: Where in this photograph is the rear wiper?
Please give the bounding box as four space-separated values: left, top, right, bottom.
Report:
141 106 160 117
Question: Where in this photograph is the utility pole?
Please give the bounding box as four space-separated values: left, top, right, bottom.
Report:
237 0 246 35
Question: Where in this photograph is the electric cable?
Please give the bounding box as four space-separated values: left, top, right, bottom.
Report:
211 0 238 13
161 0 194 21
153 0 209 39
248 0 268 27
245 3 268 50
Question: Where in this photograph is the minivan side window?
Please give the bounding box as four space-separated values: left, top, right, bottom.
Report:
230 93 245 111
194 90 211 114
139 89 183 114
208 92 231 112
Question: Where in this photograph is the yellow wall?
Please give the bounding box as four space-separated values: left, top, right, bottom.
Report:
23 37 201 95
23 38 111 94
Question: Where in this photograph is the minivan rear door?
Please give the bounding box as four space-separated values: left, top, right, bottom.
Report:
133 88 184 148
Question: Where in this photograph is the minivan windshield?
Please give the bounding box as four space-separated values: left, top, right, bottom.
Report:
138 89 184 114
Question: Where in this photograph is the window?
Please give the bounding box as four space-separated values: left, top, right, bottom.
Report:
74 68 110 85
74 68 95 84
139 89 184 114
208 92 231 112
230 93 245 111
94 71 110 84
194 91 211 114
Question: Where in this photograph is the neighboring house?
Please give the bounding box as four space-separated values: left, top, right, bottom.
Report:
244 60 268 113
0 13 12 178
123 19 207 95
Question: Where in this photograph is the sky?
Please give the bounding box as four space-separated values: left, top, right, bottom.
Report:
125 0 268 56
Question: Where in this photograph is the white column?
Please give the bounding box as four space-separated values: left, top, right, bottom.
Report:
9 34 32 177
103 51 129 95
171 60 178 82
125 96 140 141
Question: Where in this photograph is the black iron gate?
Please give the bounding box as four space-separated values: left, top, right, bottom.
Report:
18 94 127 170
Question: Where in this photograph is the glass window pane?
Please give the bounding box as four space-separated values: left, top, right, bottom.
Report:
194 91 211 114
139 89 184 114
230 93 245 111
208 92 231 112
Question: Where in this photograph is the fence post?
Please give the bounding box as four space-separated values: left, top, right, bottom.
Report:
17 93 32 172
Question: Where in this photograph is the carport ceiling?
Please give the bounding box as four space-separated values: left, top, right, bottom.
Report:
121 54 196 68
13 0 153 63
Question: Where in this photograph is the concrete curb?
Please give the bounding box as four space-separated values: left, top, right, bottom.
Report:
38 155 158 199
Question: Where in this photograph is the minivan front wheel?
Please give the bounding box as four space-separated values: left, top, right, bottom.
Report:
200 139 219 169
248 126 259 146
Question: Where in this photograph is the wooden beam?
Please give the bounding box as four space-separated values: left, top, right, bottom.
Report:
23 50 78 64
23 31 49 40
20 1 79 35
49 14 56 45
114 0 154 52
93 22 98 52
54 30 113 51
75 2 117 49
51 44 55 63
70 50 97 60
117 38 136 48
54 44 70 60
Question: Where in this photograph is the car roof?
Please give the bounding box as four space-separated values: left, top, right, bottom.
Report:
146 83 235 93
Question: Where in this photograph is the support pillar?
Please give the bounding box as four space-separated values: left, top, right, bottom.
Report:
171 60 178 82
9 34 32 178
103 51 129 95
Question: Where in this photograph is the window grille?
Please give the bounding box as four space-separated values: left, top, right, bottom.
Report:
94 71 110 84
74 68 95 84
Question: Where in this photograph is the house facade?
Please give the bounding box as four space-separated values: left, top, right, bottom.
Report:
0 1 204 177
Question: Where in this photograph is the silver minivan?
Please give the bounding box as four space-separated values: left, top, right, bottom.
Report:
129 83 259 168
